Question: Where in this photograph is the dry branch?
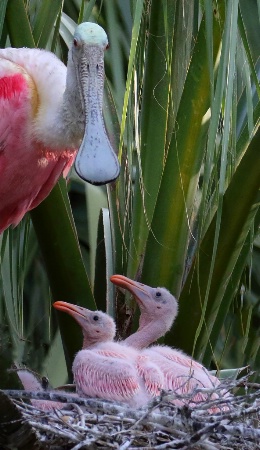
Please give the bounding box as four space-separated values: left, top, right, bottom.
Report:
0 375 259 449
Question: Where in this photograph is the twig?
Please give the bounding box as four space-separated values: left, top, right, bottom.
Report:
0 375 259 450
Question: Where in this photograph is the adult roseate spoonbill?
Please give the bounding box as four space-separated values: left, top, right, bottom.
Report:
111 275 223 408
53 301 164 407
0 22 120 233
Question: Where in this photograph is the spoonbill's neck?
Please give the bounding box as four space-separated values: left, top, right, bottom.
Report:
52 48 87 148
124 318 168 349
82 333 113 349
59 49 85 146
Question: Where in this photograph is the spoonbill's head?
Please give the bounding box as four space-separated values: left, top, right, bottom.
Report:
73 22 109 47
110 275 178 333
69 22 120 185
53 301 116 346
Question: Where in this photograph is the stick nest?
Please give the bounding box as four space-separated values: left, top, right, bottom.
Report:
0 374 259 450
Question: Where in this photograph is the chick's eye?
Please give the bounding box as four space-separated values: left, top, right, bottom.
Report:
93 315 99 321
106 42 110 50
156 291 161 297
73 38 79 47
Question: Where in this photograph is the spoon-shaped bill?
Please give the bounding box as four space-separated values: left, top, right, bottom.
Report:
75 112 120 185
74 34 120 185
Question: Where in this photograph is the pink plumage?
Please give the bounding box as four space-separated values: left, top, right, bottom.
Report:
111 275 227 411
16 369 66 411
0 58 75 232
53 301 164 407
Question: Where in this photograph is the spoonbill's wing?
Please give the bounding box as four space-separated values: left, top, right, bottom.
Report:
73 349 140 402
136 355 164 396
0 60 36 231
150 346 221 388
143 349 207 392
85 345 163 398
0 55 76 233
151 346 204 370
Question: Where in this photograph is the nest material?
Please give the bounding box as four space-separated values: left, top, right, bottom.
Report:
0 375 259 450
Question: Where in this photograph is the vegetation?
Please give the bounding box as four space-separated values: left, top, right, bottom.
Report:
0 0 259 395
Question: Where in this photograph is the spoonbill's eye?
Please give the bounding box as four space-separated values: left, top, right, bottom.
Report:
156 291 161 297
106 42 110 50
73 38 79 47
41 377 49 390
93 315 99 321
